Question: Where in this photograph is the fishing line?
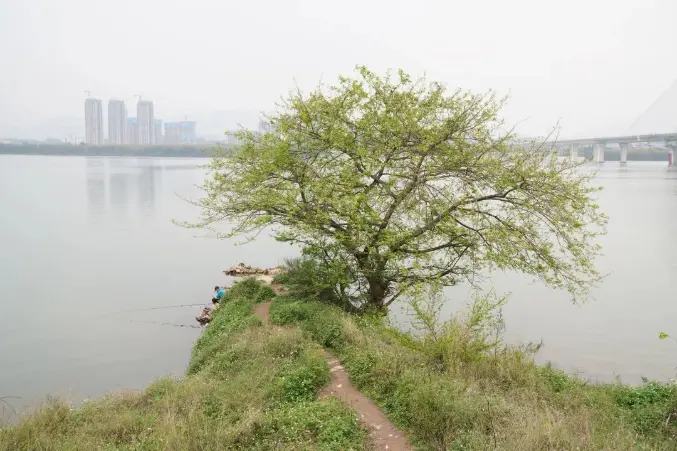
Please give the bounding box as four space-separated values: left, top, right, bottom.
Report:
129 320 203 329
101 303 209 315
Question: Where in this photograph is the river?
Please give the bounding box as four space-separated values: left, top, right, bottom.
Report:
0 156 676 417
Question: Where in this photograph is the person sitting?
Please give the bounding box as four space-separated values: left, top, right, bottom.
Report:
196 286 227 326
212 286 225 304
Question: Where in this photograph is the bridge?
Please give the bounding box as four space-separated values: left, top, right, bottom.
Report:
551 134 677 166
545 78 677 167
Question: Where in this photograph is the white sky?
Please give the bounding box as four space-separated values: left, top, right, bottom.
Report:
1 0 676 139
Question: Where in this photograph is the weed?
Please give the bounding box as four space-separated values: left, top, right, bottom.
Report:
245 399 368 450
0 279 367 451
270 349 330 404
268 290 677 450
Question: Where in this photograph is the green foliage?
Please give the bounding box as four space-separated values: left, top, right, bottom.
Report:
228 277 267 299
615 382 677 437
270 299 316 324
0 280 367 451
538 363 578 393
275 257 349 308
270 299 345 349
270 349 330 404
615 382 677 409
248 399 367 451
612 382 677 436
7 273 677 450
188 295 260 375
188 65 606 309
254 285 276 303
406 285 511 371
270 296 677 450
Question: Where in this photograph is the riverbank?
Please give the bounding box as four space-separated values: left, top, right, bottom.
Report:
0 143 231 158
0 279 369 450
2 275 677 449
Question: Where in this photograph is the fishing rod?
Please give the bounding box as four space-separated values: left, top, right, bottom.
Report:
130 320 203 329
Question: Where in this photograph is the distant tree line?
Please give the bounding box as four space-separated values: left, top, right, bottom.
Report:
0 144 236 158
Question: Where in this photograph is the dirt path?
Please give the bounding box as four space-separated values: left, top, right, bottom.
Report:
255 301 411 451
254 302 271 324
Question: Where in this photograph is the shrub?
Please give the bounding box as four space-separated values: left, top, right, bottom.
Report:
269 299 315 325
614 382 677 436
228 277 267 299
407 286 510 372
254 285 276 303
0 279 369 451
270 349 330 404
270 299 345 349
247 399 367 450
276 257 354 310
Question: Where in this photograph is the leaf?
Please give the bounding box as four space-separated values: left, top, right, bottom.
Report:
659 332 669 340
183 65 607 309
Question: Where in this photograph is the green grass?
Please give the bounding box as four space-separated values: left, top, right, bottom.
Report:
6 274 677 450
269 295 677 450
0 279 368 451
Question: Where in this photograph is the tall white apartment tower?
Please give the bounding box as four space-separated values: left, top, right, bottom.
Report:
137 100 155 145
84 98 103 145
108 100 127 145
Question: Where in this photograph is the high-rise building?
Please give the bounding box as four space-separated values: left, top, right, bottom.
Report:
84 98 103 145
226 131 241 145
258 118 275 135
137 100 155 145
154 119 163 144
126 118 138 145
164 121 197 144
108 100 126 145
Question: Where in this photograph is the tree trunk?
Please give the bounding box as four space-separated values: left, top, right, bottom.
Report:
354 249 390 311
366 276 388 309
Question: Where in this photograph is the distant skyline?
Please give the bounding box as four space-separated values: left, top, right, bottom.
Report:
1 0 676 140
107 99 126 145
84 98 103 145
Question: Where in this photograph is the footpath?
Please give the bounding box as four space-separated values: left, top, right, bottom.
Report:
254 279 412 451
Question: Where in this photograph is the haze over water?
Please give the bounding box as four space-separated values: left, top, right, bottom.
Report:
1 155 676 417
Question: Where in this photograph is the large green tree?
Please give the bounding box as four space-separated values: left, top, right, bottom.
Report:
190 66 606 311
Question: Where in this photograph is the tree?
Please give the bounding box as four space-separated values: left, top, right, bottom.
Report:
188 66 606 311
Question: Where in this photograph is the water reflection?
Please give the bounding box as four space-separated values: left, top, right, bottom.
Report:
86 158 106 214
86 158 162 216
109 173 129 213
137 161 157 214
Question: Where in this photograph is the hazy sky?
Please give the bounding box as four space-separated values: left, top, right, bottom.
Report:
1 0 676 139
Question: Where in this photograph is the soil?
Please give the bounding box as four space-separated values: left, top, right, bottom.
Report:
254 302 271 324
254 301 412 451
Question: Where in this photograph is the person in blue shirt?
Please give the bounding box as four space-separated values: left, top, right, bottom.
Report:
212 286 225 304
197 286 227 326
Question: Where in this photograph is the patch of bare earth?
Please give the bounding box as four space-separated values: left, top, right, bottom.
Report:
254 301 412 451
254 302 271 324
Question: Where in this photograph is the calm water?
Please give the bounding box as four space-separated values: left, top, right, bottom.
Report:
1 156 676 417
0 156 296 418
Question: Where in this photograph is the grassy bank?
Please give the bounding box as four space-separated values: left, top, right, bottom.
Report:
268 284 677 449
4 276 677 450
0 279 368 451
